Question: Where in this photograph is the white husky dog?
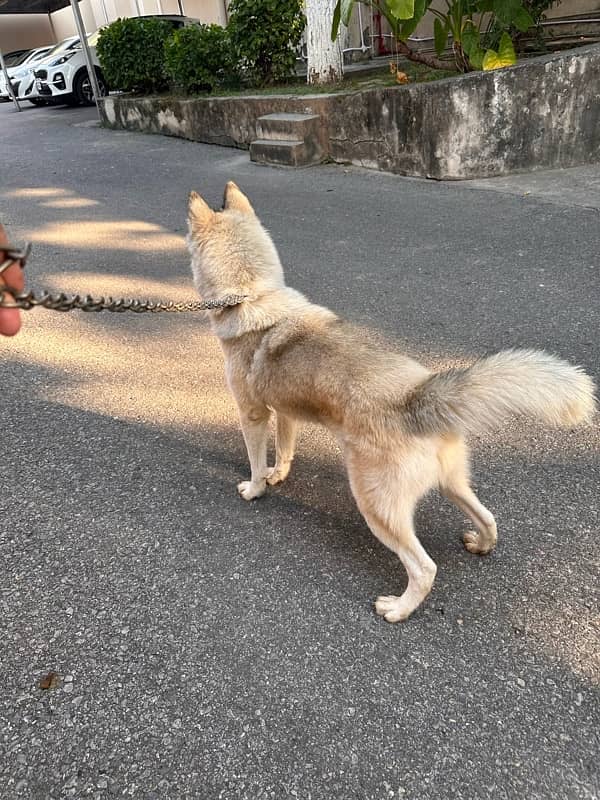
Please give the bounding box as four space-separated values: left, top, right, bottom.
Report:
186 181 596 621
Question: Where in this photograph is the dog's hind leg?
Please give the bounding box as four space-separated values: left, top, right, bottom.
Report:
438 437 497 555
267 413 298 486
346 448 437 622
370 511 437 622
237 406 271 501
444 485 497 555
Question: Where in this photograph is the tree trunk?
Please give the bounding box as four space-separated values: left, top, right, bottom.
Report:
305 0 344 85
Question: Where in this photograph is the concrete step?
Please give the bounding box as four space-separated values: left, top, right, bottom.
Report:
250 138 317 167
251 111 325 167
252 112 325 166
256 112 321 141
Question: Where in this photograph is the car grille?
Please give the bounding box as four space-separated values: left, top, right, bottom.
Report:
33 68 47 79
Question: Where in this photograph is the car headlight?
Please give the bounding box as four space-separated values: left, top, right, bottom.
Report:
48 51 78 67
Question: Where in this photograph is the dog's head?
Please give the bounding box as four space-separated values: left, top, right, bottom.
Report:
186 182 285 301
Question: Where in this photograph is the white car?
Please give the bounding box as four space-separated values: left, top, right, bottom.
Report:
34 16 201 107
33 31 106 106
5 36 81 106
0 45 53 104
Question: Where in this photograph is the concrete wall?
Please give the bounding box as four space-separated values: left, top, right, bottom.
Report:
98 44 600 180
326 44 600 178
100 92 332 148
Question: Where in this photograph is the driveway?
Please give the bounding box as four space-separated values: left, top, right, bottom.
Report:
1 101 598 800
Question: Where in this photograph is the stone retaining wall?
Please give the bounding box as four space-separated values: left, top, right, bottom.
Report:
98 44 600 180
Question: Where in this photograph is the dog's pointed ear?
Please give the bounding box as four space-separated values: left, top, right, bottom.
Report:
188 190 214 230
223 181 254 215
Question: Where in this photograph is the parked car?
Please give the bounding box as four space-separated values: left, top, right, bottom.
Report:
2 36 80 106
0 45 54 104
34 16 200 107
33 30 102 106
1 49 30 67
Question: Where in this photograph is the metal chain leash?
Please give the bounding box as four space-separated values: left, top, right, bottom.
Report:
0 243 246 314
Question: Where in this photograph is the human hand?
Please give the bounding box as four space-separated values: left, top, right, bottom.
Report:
0 223 25 336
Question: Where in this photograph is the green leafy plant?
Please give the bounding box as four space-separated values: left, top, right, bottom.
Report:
333 0 454 71
332 0 533 72
481 30 517 68
490 0 557 54
227 0 305 86
96 17 175 94
164 24 237 93
431 0 481 71
458 0 534 68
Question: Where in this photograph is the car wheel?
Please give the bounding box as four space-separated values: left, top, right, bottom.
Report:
28 98 47 106
73 69 108 106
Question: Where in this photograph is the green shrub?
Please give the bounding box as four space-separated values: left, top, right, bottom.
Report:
227 0 305 86
164 24 237 93
96 17 175 94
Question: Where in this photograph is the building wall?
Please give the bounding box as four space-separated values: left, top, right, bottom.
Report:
88 0 228 27
0 0 228 54
181 0 228 26
0 14 54 52
2 0 598 62
347 0 600 52
50 1 97 40
546 0 600 16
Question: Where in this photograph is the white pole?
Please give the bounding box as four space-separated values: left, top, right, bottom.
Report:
69 0 102 116
0 46 21 112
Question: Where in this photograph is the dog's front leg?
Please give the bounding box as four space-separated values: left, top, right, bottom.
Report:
267 413 298 486
237 407 271 501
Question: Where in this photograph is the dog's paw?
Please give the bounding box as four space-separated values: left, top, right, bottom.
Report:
237 480 266 501
266 463 291 486
463 530 495 555
375 594 414 623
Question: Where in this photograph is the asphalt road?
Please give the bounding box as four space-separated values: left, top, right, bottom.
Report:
1 101 598 800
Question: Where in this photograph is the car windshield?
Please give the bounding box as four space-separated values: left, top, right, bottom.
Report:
45 37 80 58
4 51 30 67
22 48 51 65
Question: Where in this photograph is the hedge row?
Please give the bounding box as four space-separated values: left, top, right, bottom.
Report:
96 0 304 95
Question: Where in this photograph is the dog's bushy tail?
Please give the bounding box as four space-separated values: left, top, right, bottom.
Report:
403 349 596 436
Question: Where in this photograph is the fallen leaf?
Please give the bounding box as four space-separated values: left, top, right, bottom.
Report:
39 671 61 690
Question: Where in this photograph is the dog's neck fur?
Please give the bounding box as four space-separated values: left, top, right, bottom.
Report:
186 187 336 341
208 286 336 341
